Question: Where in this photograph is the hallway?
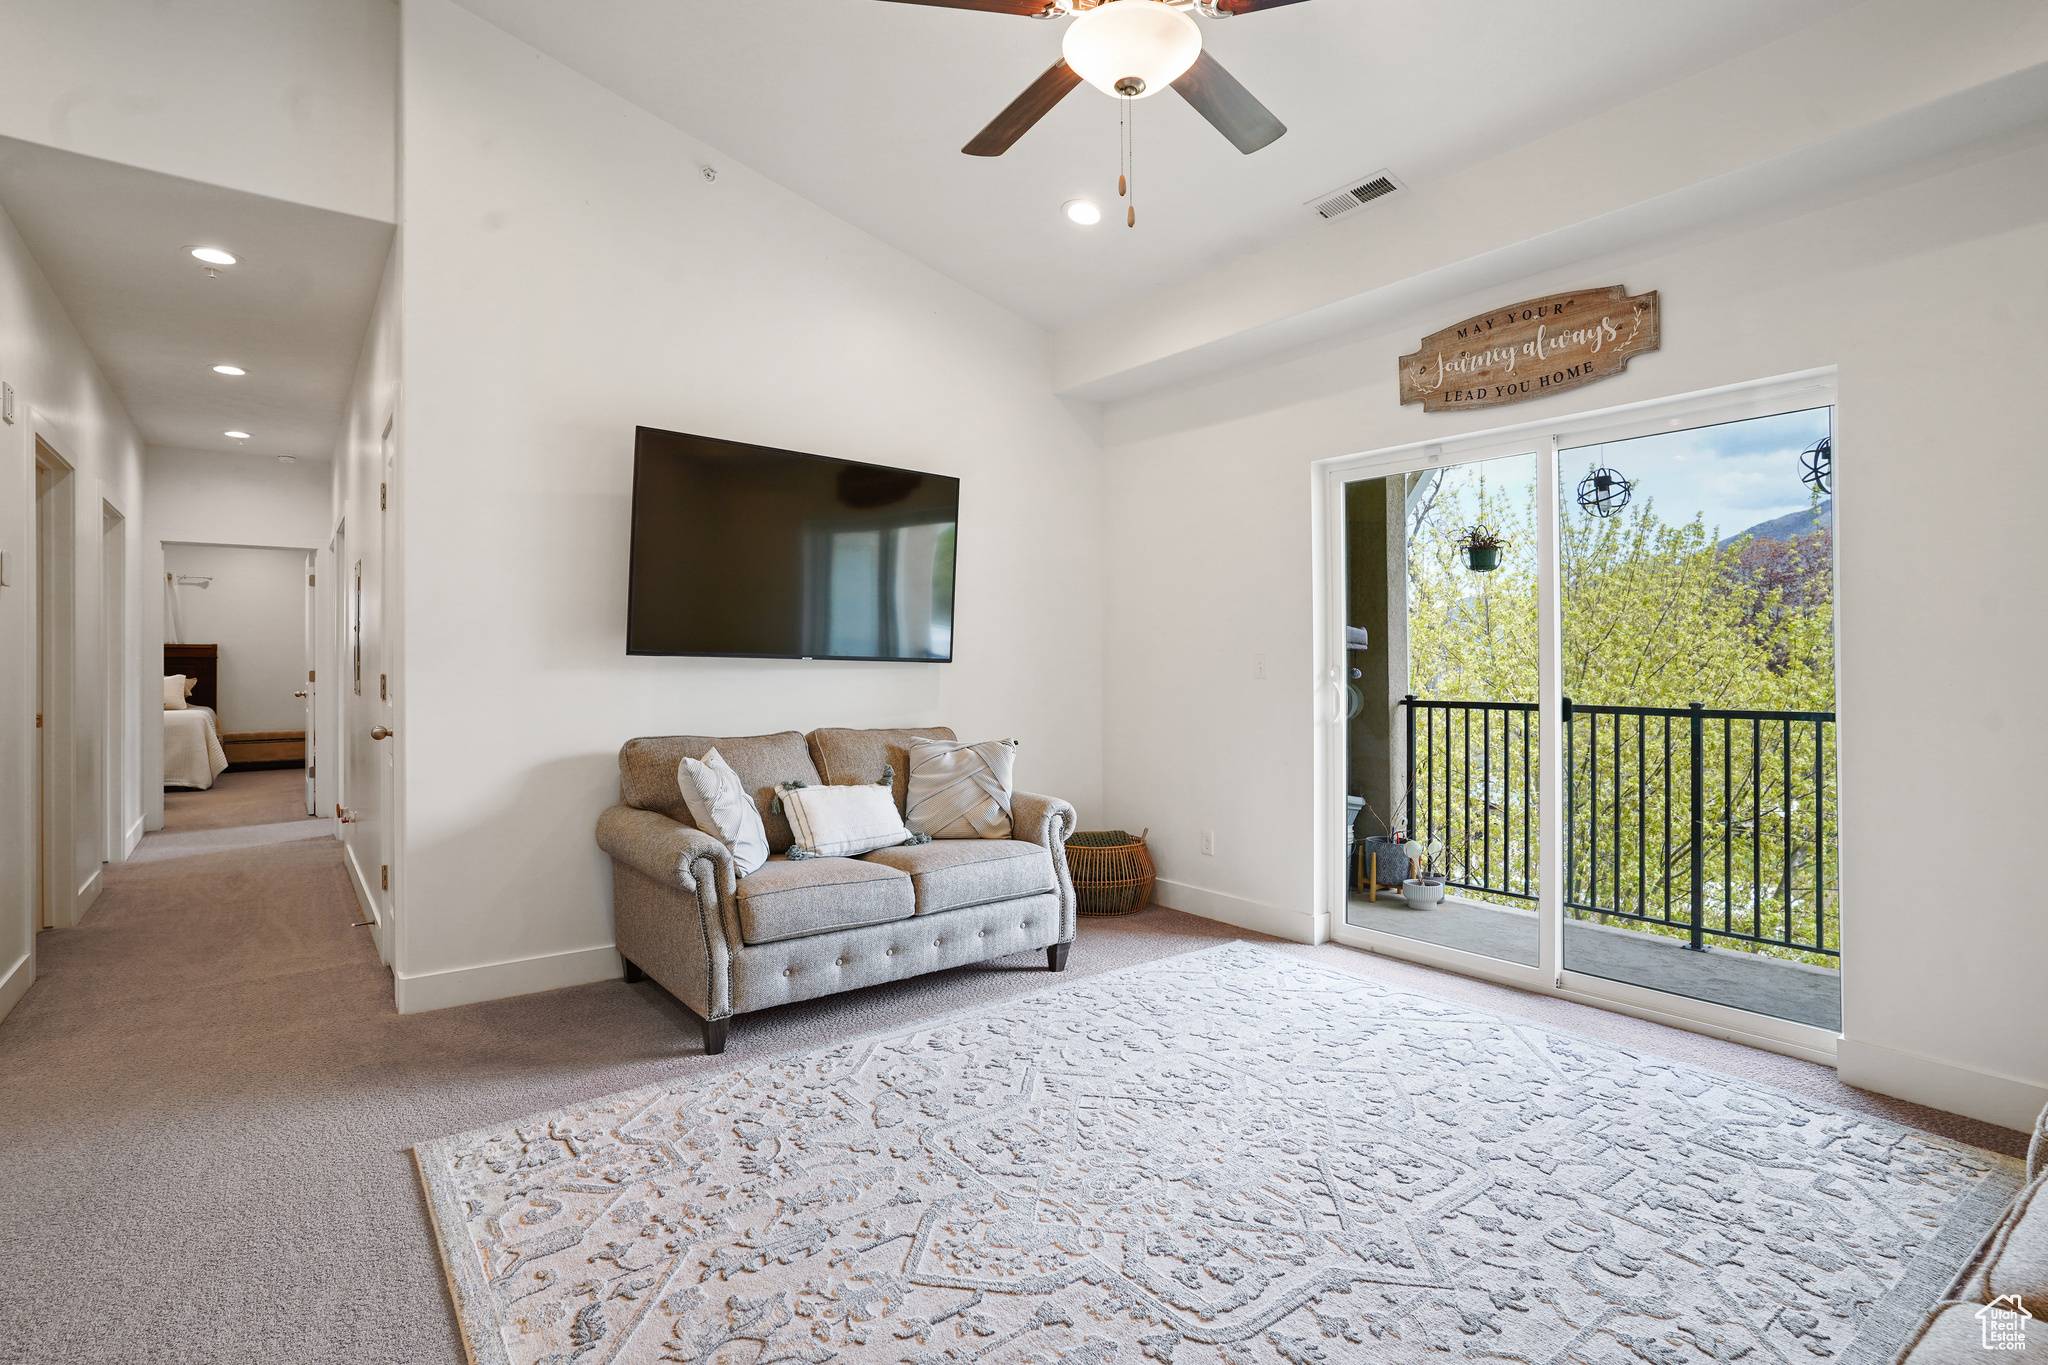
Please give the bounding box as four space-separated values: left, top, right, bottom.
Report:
0 779 2026 1364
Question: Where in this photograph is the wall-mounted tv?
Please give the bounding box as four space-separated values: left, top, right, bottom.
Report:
627 426 958 661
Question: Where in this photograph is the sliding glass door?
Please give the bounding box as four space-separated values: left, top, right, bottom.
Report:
1343 450 1542 971
1326 381 1839 1046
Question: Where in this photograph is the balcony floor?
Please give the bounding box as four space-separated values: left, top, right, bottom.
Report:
1345 892 1841 1032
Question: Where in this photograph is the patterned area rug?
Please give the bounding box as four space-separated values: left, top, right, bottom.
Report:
414 943 2021 1365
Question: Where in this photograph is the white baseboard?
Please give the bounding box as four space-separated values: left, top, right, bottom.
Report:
122 816 145 861
1152 878 1326 944
1836 1037 2048 1133
394 944 622 1015
0 949 33 1024
72 867 102 925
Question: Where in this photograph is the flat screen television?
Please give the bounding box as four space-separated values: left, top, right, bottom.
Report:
627 426 958 661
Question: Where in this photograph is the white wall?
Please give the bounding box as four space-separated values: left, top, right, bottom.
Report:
1096 129 2048 1129
163 544 310 735
0 199 145 1022
0 0 398 224
146 447 332 551
389 0 1104 1013
141 446 331 827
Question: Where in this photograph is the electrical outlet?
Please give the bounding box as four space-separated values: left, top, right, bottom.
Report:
1253 652 1267 680
1200 829 1216 857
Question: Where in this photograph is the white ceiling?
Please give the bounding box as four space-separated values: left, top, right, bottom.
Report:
451 0 1861 332
0 136 393 460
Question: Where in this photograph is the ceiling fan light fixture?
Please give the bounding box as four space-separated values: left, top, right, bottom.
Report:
1063 198 1103 225
1062 0 1201 99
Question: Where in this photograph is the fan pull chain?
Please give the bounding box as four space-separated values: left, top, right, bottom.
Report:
1118 93 1136 227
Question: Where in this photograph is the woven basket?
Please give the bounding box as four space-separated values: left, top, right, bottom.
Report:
1064 828 1156 917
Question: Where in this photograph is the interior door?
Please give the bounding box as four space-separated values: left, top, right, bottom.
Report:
374 422 395 936
302 550 316 816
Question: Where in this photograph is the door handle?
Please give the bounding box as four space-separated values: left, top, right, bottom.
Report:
294 690 308 698
371 726 393 740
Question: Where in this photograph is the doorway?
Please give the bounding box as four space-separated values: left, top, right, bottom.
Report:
102 500 128 862
1324 374 1840 1059
34 437 77 932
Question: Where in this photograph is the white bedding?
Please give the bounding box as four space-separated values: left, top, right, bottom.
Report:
164 704 230 789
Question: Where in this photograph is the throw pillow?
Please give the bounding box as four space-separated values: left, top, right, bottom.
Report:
163 675 189 710
905 737 1017 839
677 748 769 876
777 782 918 859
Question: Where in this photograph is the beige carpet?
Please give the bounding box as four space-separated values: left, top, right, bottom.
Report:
163 764 321 832
0 809 2026 1364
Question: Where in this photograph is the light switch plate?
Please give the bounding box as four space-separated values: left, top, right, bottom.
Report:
2 382 13 424
0 549 9 586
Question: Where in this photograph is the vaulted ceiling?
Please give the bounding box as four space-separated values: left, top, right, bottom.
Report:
450 0 1862 331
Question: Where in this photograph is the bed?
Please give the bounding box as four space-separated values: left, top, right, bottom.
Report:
164 643 229 790
164 703 230 790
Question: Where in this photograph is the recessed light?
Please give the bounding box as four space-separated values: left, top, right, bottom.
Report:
212 364 246 376
1063 199 1102 226
224 430 251 440
276 454 298 464
191 247 237 266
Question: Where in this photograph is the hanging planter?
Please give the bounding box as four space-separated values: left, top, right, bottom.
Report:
1456 525 1509 572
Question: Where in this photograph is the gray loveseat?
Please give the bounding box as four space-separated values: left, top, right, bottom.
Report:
596 726 1077 1054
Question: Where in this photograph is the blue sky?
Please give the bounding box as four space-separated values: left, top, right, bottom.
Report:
1562 405 1831 540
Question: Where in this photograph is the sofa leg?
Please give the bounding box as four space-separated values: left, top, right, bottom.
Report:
1047 943 1071 973
621 958 645 984
702 1015 730 1055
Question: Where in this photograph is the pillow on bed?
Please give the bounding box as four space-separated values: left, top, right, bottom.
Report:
163 675 189 710
184 676 198 697
677 748 769 877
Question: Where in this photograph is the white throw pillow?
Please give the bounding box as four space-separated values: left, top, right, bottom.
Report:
677 748 769 877
163 675 190 710
905 738 1016 839
778 782 915 859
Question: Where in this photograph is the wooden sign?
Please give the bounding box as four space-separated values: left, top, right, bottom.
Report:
1399 286 1659 412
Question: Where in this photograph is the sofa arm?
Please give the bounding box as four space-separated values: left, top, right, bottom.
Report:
597 804 730 892
596 805 739 1020
1011 791 1078 942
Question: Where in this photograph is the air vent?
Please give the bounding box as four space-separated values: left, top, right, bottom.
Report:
1306 169 1406 221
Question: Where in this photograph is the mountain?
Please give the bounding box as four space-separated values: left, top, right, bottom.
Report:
1720 498 1831 548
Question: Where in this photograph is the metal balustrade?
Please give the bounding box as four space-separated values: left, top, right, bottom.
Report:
1399 695 1838 960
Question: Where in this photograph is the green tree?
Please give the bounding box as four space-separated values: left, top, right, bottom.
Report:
1398 465 1838 966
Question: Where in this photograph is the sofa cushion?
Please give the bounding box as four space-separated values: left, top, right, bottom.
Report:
862 839 1055 915
1964 1172 2048 1304
734 856 915 945
1893 1301 2047 1365
807 727 956 814
620 732 821 852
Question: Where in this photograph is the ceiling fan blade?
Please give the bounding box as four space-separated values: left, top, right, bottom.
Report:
1207 0 1312 13
877 0 1058 15
1170 50 1287 154
962 59 1083 156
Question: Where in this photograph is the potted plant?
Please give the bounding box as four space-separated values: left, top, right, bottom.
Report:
1401 835 1448 910
1456 525 1508 572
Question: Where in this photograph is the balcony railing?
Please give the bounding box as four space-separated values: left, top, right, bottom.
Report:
1399 695 1838 961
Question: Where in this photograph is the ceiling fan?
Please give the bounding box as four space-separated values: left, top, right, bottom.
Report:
883 0 1306 157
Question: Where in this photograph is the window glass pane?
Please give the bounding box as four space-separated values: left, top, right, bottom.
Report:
1558 407 1838 1029
1345 452 1541 968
